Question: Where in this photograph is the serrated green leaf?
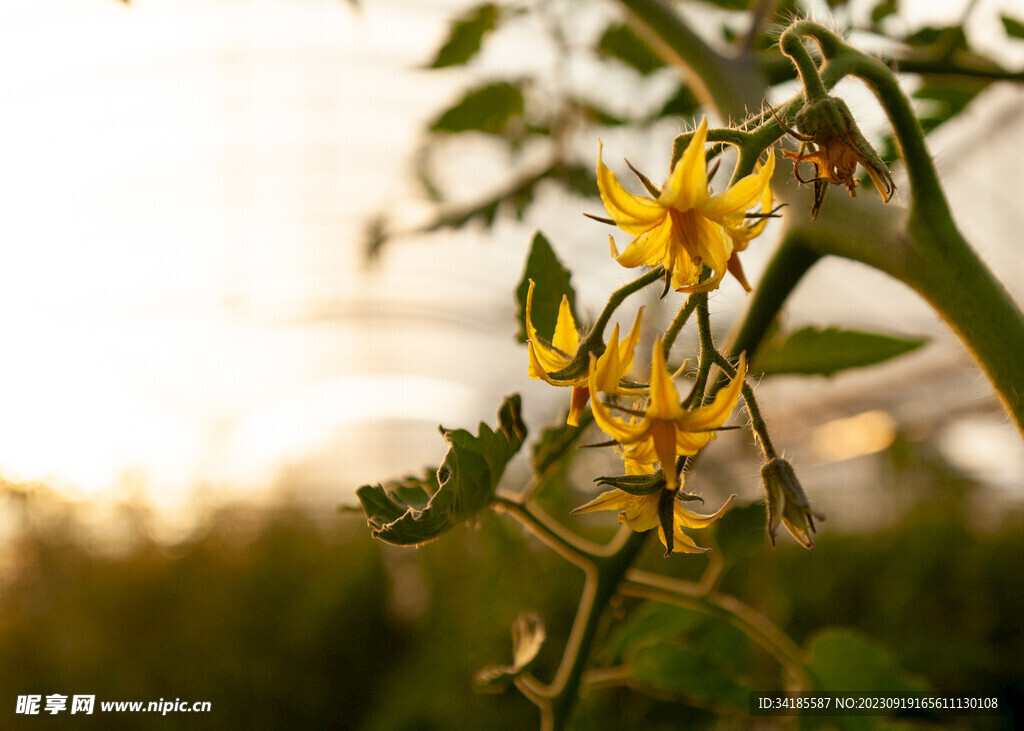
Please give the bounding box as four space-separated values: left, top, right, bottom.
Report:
806 628 929 694
1001 15 1024 39
356 395 526 546
427 4 500 69
754 327 926 377
475 612 545 689
871 0 898 23
430 82 524 136
598 24 666 75
515 232 576 344
631 644 749 711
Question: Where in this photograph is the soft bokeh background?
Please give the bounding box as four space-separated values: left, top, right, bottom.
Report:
1 0 1023 727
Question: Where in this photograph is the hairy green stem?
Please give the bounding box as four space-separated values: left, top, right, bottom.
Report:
592 266 666 336
662 295 698 358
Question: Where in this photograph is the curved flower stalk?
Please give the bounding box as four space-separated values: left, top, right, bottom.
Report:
572 484 734 554
587 339 747 491
525 280 645 426
597 118 775 292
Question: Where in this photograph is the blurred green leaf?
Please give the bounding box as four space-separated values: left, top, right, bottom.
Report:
870 0 898 24
430 82 524 135
903 25 968 51
806 628 929 693
692 0 750 9
712 501 766 561
1001 15 1024 40
913 78 989 134
656 85 700 120
556 163 599 198
515 231 577 344
754 326 926 377
356 395 527 546
598 23 666 75
475 612 546 689
427 4 501 68
533 416 587 475
630 644 749 711
605 603 706 663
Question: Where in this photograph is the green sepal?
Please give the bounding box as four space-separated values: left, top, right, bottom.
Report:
754 326 927 377
594 473 663 495
356 395 527 546
515 231 577 344
426 4 501 69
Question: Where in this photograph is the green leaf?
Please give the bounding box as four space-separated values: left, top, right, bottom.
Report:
1001 15 1024 39
913 78 988 135
605 603 706 663
356 395 527 546
754 326 926 377
514 232 577 344
597 24 666 75
475 612 546 689
655 85 700 120
630 644 749 712
712 501 767 561
430 82 524 136
806 628 929 693
870 0 898 24
427 4 500 68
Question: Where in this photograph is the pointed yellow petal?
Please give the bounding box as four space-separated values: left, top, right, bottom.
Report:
675 494 734 529
588 356 649 444
700 150 775 220
551 295 580 355
646 339 683 420
593 324 623 392
570 488 632 515
651 419 679 490
597 141 667 234
526 280 574 374
615 214 672 269
658 118 709 211
528 342 574 386
567 386 590 426
616 307 644 377
620 492 660 532
679 353 747 430
664 526 711 553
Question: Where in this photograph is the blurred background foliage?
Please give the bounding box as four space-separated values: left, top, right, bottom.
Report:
2 430 1020 728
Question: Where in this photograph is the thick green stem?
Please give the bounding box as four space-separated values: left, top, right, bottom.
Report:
592 266 665 336
617 0 765 120
546 530 649 730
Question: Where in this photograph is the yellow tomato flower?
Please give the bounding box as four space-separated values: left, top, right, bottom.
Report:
572 485 734 554
588 338 746 491
597 118 775 292
525 280 644 426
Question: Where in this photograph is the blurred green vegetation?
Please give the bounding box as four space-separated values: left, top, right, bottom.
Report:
0 433 1021 729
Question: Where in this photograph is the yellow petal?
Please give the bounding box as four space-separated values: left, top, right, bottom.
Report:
615 214 672 269
651 419 679 490
526 280 574 374
675 494 735 529
620 491 660 532
570 488 632 515
552 295 580 355
646 339 683 421
659 118 709 211
700 150 775 220
616 306 644 377
679 353 747 430
528 341 575 386
597 141 667 235
592 324 623 392
588 355 649 444
662 525 711 553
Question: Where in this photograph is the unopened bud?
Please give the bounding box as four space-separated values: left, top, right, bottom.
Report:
761 458 825 549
